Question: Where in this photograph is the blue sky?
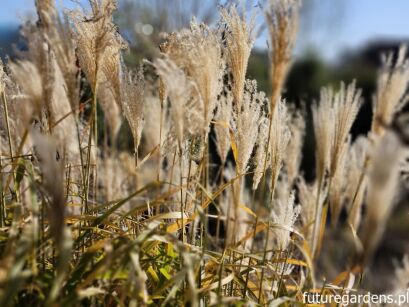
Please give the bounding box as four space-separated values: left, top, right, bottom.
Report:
1 0 409 61
304 0 409 60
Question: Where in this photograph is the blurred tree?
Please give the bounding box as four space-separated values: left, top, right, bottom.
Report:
285 51 330 104
247 50 270 93
0 26 19 59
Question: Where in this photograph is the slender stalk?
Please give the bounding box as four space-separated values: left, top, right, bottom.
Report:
1 89 16 224
202 138 210 250
347 156 370 225
83 73 99 214
258 221 271 303
134 145 139 168
243 216 258 298
179 146 185 244
312 173 324 258
157 93 164 181
2 91 14 163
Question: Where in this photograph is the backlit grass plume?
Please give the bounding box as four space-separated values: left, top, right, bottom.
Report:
220 6 254 109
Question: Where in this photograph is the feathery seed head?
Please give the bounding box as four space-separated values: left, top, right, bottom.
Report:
0 60 5 94
70 0 126 91
35 0 56 28
153 57 203 145
269 98 291 195
313 81 362 184
9 60 44 115
233 79 264 174
32 132 65 242
214 88 233 165
265 0 299 109
361 132 403 264
143 94 168 152
220 6 254 109
285 107 305 185
270 192 300 251
329 136 350 226
372 45 409 135
297 177 319 246
161 22 223 133
252 115 269 190
330 81 362 175
121 67 145 153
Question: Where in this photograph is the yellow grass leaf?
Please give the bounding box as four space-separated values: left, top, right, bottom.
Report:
272 258 308 267
147 266 159 283
239 203 257 218
85 239 110 253
198 273 234 293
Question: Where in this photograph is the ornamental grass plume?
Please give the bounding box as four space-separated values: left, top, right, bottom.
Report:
269 98 290 197
14 23 55 131
161 142 199 215
220 6 254 109
153 57 203 146
329 82 362 176
121 67 145 165
270 192 300 251
361 132 403 265
70 0 127 145
285 107 305 186
313 82 362 186
220 175 251 247
233 79 263 175
328 136 349 227
142 94 168 153
9 61 43 118
70 0 125 93
297 177 319 247
311 82 361 251
97 35 127 142
48 56 82 165
99 155 128 203
312 88 334 188
11 19 82 177
227 80 265 245
98 80 122 141
0 60 5 94
12 21 73 136
372 45 409 136
252 115 269 190
1 67 30 152
265 0 299 110
32 132 65 243
35 0 55 27
229 80 264 245
325 82 361 226
161 22 223 134
36 0 80 109
214 88 233 165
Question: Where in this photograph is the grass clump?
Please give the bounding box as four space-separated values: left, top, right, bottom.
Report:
0 0 409 305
